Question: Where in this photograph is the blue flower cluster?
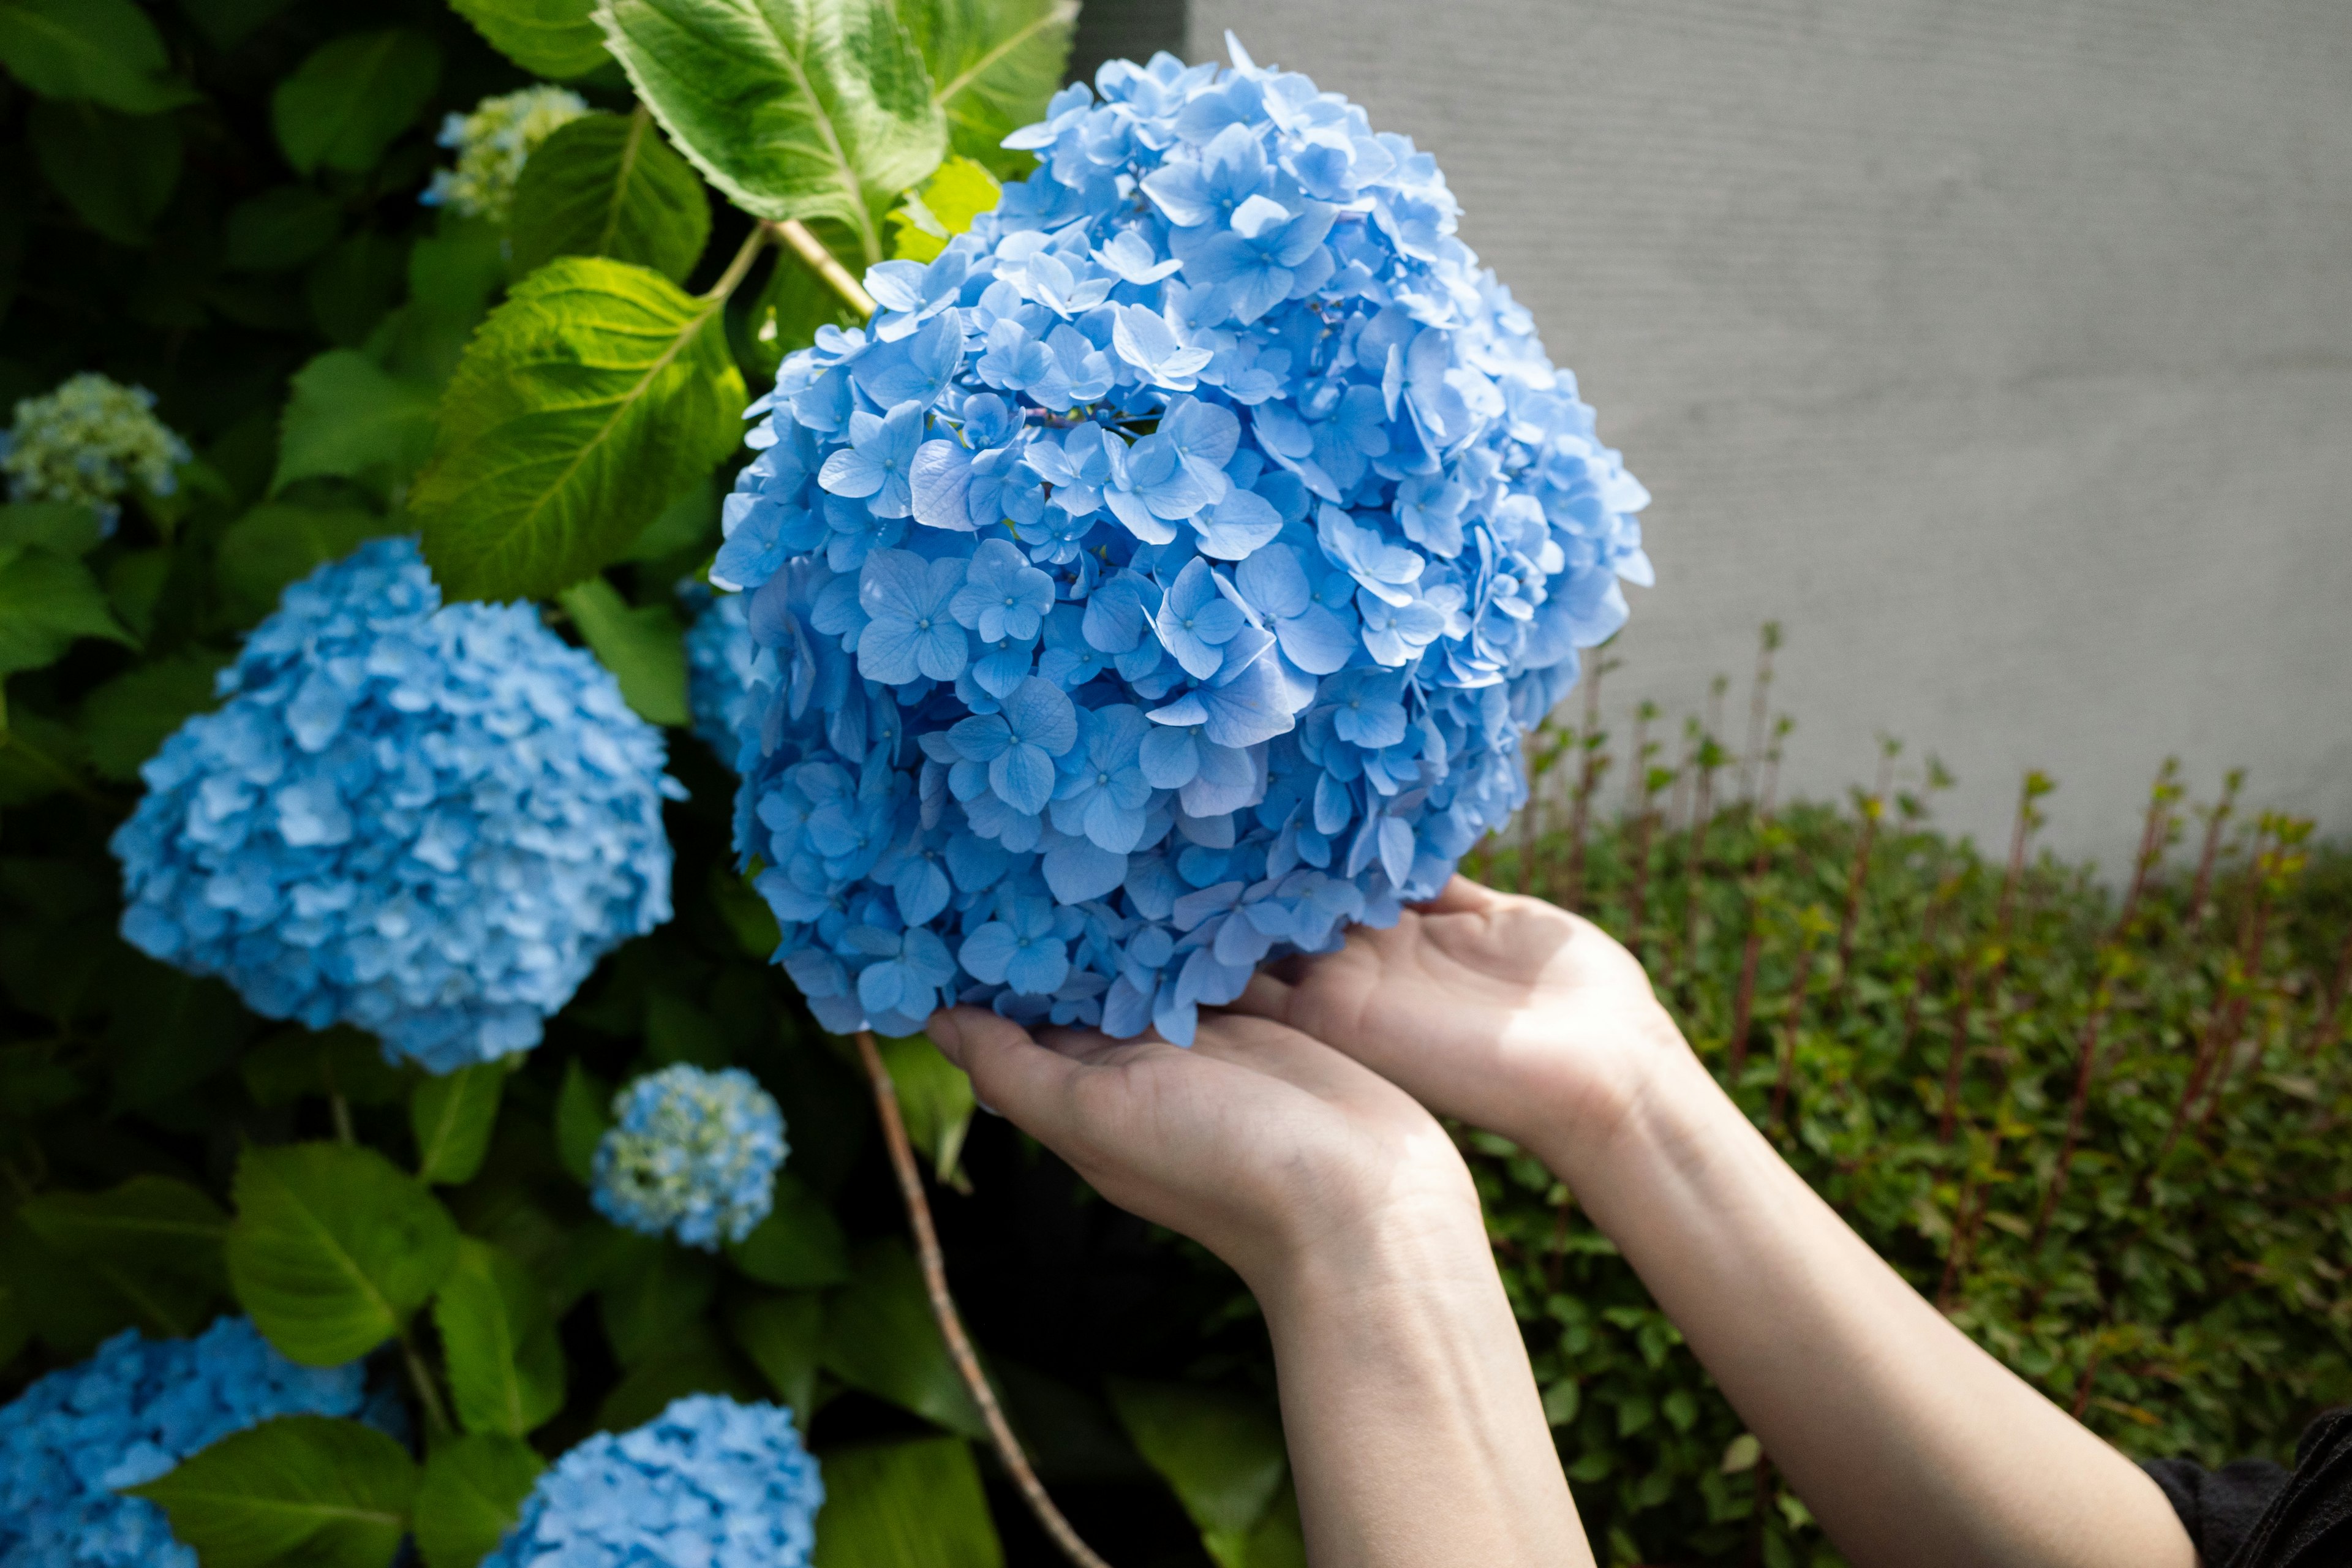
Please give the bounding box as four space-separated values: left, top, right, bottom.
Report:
111 537 681 1073
715 39 1650 1042
681 582 757 763
591 1065 788 1249
485 1395 822 1568
0 1317 369 1568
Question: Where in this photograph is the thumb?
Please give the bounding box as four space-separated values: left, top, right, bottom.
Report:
926 1006 1084 1142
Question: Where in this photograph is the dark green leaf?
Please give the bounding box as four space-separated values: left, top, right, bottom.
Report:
273 30 442 176
270 352 438 497
728 1288 824 1417
127 1415 418 1568
414 1433 543 1568
554 1060 612 1184
227 1140 460 1365
0 0 197 113
0 544 133 675
595 1329 766 1431
622 474 718 563
216 504 401 627
726 1172 849 1287
78 650 227 780
434 1237 566 1436
901 0 1076 176
600 1233 717 1365
879 1033 973 1186
239 1025 413 1109
598 0 946 263
449 0 607 80
223 187 342 272
413 255 745 601
558 575 690 726
821 1239 982 1438
306 232 410 347
739 235 861 384
886 155 999 263
1107 1379 1288 1566
179 0 301 51
709 863 783 957
810 1437 1003 1568
0 1213 145 1355
0 501 105 557
104 547 170 643
19 1175 228 1338
28 97 181 246
510 108 710 285
383 218 508 384
412 1063 507 1186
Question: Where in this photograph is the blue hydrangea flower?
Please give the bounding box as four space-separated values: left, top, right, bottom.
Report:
484 1395 822 1568
682 582 758 764
714 37 1651 1044
110 537 680 1072
0 1317 370 1568
591 1065 788 1250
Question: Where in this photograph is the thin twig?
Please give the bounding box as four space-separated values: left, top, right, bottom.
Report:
856 1031 1112 1568
771 219 878 315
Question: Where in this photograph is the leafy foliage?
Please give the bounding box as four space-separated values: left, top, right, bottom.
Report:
127 1414 421 1568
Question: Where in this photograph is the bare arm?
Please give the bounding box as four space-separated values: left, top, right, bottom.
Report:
926 1008 1592 1568
1235 877 2195 1568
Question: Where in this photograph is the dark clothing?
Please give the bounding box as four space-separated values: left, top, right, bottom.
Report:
2145 1409 2352 1567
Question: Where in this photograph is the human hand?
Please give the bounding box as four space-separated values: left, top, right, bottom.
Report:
1229 876 1692 1171
924 1007 1484 1298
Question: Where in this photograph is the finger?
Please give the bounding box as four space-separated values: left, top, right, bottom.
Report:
1226 967 1296 1022
1034 1023 1172 1068
925 1007 1090 1144
1191 1012 1388 1102
1410 873 1504 916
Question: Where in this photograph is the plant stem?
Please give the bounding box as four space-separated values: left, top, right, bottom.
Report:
769 219 878 315
2307 927 2352 1060
397 1328 452 1438
1768 929 1819 1132
855 1031 1112 1568
702 223 773 304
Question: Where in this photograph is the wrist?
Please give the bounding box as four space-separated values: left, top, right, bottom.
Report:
1249 1159 1496 1326
1521 1019 1737 1205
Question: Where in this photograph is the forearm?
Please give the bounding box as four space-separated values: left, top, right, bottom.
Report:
1255 1197 1595 1568
1530 1048 2190 1568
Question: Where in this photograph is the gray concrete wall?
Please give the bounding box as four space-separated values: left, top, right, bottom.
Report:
1185 0 2352 862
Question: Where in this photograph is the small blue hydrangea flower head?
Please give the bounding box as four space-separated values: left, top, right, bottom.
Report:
0 1317 369 1568
110 537 681 1072
1 371 190 524
421 85 589 222
592 1065 788 1249
715 37 1652 1045
680 581 758 764
485 1395 822 1568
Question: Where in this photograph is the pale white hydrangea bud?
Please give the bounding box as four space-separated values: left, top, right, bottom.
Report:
420 84 590 222
1 372 190 521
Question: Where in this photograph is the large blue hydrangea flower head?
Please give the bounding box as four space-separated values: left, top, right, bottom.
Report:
110 537 682 1072
0 1317 369 1568
680 581 756 763
485 1394 822 1568
718 39 1651 1044
592 1065 788 1248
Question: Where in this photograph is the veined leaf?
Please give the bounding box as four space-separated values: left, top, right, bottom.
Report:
127 1415 418 1568
450 0 608 78
273 29 442 176
726 1172 849 1288
1108 1380 1289 1568
879 1033 973 1186
558 575 690 726
78 649 227 780
19 1175 230 1338
902 0 1076 176
596 0 945 262
414 1434 543 1568
222 187 342 273
434 1238 566 1436
554 1059 614 1184
510 108 712 285
412 255 745 602
728 1288 824 1416
227 1141 459 1365
887 154 1000 263
0 543 134 676
820 1239 982 1438
810 1437 1003 1568
0 502 105 557
271 350 439 497
410 1061 506 1186
599 1233 718 1366
0 0 197 114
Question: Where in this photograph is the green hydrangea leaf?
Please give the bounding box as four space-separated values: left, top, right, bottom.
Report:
0 0 198 114
227 1141 460 1365
809 1436 1003 1568
554 1059 614 1184
558 575 690 727
272 29 442 176
216 504 402 628
28 97 181 246
434 1237 567 1436
271 350 439 499
725 1172 849 1288
450 0 608 80
222 187 342 273
413 255 745 601
595 0 946 263
728 1288 824 1415
511 108 710 285
126 1415 418 1568
820 1239 982 1438
411 1061 507 1186
0 501 105 557
77 650 228 781
1107 1380 1289 1567
0 543 134 676
413 1434 544 1568
901 0 1076 176
18 1175 230 1339
886 154 1000 263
